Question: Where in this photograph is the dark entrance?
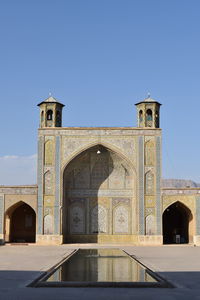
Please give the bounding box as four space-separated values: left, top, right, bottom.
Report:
10 203 36 243
163 202 190 244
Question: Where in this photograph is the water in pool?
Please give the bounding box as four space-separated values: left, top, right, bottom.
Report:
46 249 156 283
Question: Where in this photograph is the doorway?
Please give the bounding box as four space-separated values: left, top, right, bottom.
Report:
8 202 36 243
163 201 191 244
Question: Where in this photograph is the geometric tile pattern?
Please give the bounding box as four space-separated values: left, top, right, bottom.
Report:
138 136 144 234
156 136 161 235
54 135 61 234
37 136 44 234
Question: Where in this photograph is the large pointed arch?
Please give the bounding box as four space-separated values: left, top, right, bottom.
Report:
162 201 193 244
61 143 136 243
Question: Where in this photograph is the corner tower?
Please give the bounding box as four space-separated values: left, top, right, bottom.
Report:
37 96 65 128
135 95 161 128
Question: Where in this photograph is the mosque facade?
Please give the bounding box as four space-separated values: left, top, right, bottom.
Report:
0 96 200 245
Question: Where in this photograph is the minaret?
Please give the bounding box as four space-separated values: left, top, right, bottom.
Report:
37 95 65 128
135 94 161 128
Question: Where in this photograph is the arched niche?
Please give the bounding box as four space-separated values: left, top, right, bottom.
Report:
145 171 154 195
62 144 135 243
44 140 53 165
5 201 36 243
44 170 53 195
145 140 155 166
145 214 156 235
44 214 54 235
162 201 193 244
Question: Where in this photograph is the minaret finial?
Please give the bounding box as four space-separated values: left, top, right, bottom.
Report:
49 92 52 97
147 92 151 98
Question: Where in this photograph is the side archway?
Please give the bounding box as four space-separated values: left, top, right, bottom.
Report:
5 202 36 243
162 201 193 244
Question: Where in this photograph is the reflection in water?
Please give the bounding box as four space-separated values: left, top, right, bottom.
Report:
47 249 156 283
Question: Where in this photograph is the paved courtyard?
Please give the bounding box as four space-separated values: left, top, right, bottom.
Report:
1 244 200 299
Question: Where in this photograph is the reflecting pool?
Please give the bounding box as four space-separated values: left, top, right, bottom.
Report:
46 249 156 283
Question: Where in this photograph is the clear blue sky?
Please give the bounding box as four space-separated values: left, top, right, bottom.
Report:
0 0 200 184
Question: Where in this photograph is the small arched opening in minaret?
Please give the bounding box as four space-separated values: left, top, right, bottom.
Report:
139 110 143 126
56 111 61 126
155 111 159 127
146 109 153 127
146 109 152 120
163 201 193 244
47 110 53 121
41 111 44 122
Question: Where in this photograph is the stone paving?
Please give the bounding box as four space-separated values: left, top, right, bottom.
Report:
1 244 200 299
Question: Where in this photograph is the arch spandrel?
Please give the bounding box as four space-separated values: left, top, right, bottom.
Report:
5 199 37 215
61 141 136 177
62 138 99 165
162 196 195 213
61 135 136 169
163 200 193 216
